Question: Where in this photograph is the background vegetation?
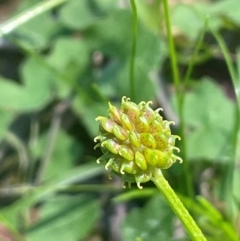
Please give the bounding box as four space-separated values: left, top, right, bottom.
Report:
0 0 240 240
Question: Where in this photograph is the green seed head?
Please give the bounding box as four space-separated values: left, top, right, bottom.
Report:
95 96 182 188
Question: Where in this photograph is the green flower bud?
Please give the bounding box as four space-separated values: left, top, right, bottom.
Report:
95 96 182 189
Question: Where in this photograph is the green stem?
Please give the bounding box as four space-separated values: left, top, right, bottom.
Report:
178 118 194 197
129 0 138 101
0 0 67 37
162 0 180 89
211 29 240 111
182 16 209 86
211 28 240 220
162 0 193 197
178 17 208 199
151 169 207 241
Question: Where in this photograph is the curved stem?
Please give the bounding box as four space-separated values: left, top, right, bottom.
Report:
129 0 138 101
151 169 207 241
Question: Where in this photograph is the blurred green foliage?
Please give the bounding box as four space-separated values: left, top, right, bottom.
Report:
0 0 240 240
121 195 174 240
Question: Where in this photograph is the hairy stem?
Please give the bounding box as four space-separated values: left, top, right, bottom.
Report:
151 169 207 241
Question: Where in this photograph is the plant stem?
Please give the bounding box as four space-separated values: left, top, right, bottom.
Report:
129 0 138 101
151 169 207 241
182 16 209 86
211 28 240 220
211 29 240 108
177 20 209 178
0 0 67 37
162 0 180 89
162 0 193 197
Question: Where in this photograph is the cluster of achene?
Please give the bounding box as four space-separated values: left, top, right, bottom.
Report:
94 97 182 188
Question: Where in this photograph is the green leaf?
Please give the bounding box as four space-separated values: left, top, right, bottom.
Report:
14 5 61 49
171 3 220 40
26 195 100 241
47 37 89 71
114 62 157 102
0 78 26 109
83 10 132 58
211 0 240 25
21 57 55 103
135 0 162 34
59 0 116 29
84 9 164 101
95 60 122 98
0 57 55 111
121 194 174 241
47 37 90 97
72 97 107 138
183 78 235 160
84 9 164 61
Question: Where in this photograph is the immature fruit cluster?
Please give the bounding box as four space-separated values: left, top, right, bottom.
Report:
94 97 182 188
